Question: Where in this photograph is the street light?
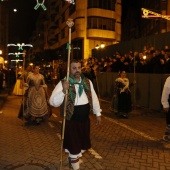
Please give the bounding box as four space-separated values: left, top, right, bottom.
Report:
95 42 105 50
100 42 105 48
95 44 99 50
4 60 8 68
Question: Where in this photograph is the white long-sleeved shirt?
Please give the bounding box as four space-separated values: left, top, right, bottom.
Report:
49 79 102 117
161 76 170 108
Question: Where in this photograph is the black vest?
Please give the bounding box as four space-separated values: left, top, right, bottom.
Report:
60 77 92 120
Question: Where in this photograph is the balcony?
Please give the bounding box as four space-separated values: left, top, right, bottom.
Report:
87 29 116 40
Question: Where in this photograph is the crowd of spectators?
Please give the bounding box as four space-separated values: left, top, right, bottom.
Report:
40 46 170 90
82 46 170 75
1 46 170 93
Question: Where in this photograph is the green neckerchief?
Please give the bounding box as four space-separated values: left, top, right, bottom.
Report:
69 75 89 101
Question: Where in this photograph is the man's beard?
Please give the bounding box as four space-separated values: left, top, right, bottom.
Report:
72 72 81 78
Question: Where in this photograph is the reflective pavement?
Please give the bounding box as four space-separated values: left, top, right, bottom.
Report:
0 94 170 170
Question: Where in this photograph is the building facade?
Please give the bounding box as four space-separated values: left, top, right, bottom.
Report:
0 2 8 61
29 0 121 61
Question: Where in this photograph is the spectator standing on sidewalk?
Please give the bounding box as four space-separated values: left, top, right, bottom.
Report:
0 69 3 92
8 68 16 95
0 64 5 93
51 68 58 88
49 59 102 170
161 76 170 142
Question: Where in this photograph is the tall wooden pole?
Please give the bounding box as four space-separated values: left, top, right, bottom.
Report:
59 18 74 170
133 55 136 110
22 50 26 123
95 72 101 100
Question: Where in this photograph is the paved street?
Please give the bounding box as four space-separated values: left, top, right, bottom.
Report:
0 94 170 170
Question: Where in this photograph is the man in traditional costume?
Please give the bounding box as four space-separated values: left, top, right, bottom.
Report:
161 76 170 142
49 59 102 170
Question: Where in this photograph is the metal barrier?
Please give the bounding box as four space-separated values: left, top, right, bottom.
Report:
96 72 170 111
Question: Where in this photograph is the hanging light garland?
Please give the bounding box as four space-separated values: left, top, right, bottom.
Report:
8 52 25 58
141 8 170 20
11 59 23 62
7 43 33 51
34 0 47 10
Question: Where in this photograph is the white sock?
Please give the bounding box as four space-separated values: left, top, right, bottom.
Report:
71 158 79 170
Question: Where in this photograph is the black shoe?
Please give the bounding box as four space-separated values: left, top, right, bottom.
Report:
119 113 128 119
109 107 118 113
163 135 170 142
36 121 41 125
24 121 36 126
24 122 28 126
36 118 42 125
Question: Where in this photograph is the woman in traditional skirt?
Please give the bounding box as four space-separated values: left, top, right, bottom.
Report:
111 70 134 118
23 65 51 125
13 67 24 96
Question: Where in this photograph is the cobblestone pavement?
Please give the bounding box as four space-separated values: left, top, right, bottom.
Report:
0 94 170 170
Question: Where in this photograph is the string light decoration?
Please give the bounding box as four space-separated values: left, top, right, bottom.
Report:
7 43 33 51
11 59 23 62
141 8 170 20
8 52 25 58
34 0 47 10
65 0 75 5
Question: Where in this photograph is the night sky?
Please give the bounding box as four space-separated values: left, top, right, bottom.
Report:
122 0 141 12
121 0 142 40
8 0 40 44
122 0 141 22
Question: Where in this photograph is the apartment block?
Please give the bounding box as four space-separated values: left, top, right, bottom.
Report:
29 0 121 61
